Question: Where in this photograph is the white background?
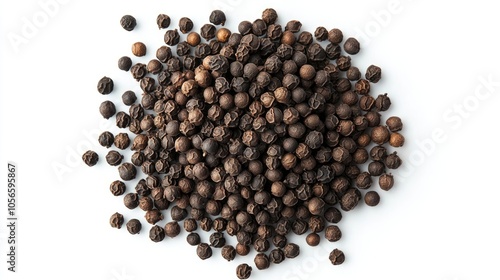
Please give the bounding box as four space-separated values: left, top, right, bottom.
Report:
1 0 500 280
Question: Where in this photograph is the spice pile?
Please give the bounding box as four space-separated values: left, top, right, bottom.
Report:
82 8 404 279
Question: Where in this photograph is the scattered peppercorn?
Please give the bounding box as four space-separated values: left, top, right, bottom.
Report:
120 15 136 31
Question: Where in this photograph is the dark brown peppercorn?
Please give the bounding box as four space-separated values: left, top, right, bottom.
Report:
324 207 342 223
210 231 226 247
178 17 193 34
82 150 99 167
386 116 403 132
325 225 342 242
186 232 201 246
284 243 300 258
118 162 136 181
314 26 328 41
385 152 402 169
306 233 320 246
340 188 361 211
109 180 125 196
164 29 180 46
368 161 385 176
344 37 360 54
262 8 278 24
126 219 141 234
371 125 390 145
365 191 380 206
269 249 285 264
99 100 116 119
118 56 132 71
145 209 164 225
149 225 165 242
109 212 124 229
210 10 226 25
329 248 345 265
328 28 343 44
200 24 216 40
221 245 236 261
120 15 136 31
164 221 181 238
98 131 114 148
114 133 130 150
236 263 252 279
254 253 270 270
97 76 113 94
355 172 372 189
105 150 123 166
379 173 394 191
197 243 213 260
121 90 136 105
157 14 171 29
123 193 139 209
375 93 391 111
366 65 382 83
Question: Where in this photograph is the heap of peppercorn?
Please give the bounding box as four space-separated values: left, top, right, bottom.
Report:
83 8 405 279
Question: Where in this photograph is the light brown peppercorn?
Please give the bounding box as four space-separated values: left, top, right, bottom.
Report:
131 42 146 57
371 125 390 145
216 28 231 43
389 132 405 147
186 32 201 46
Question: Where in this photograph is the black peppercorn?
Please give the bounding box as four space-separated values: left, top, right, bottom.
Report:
120 15 136 31
284 243 300 258
109 212 124 229
149 225 165 242
156 14 171 29
126 219 141 234
82 150 99 167
236 263 252 279
385 152 402 169
366 64 382 83
329 248 345 265
379 173 394 191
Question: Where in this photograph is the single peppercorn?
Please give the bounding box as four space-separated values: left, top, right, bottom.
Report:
371 125 390 145
118 56 132 71
149 225 165 242
344 37 360 54
221 245 236 261
328 28 343 44
236 263 252 279
120 15 136 31
186 232 201 246
329 248 345 265
109 212 124 229
284 243 300 258
82 150 99 167
379 173 394 191
179 17 193 34
306 233 320 246
197 243 213 260
254 253 270 270
209 10 226 25
390 132 405 147
131 42 146 57
126 219 141 234
157 14 171 29
99 100 116 119
325 225 342 242
366 65 382 83
385 152 402 169
365 191 380 206
386 116 403 132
